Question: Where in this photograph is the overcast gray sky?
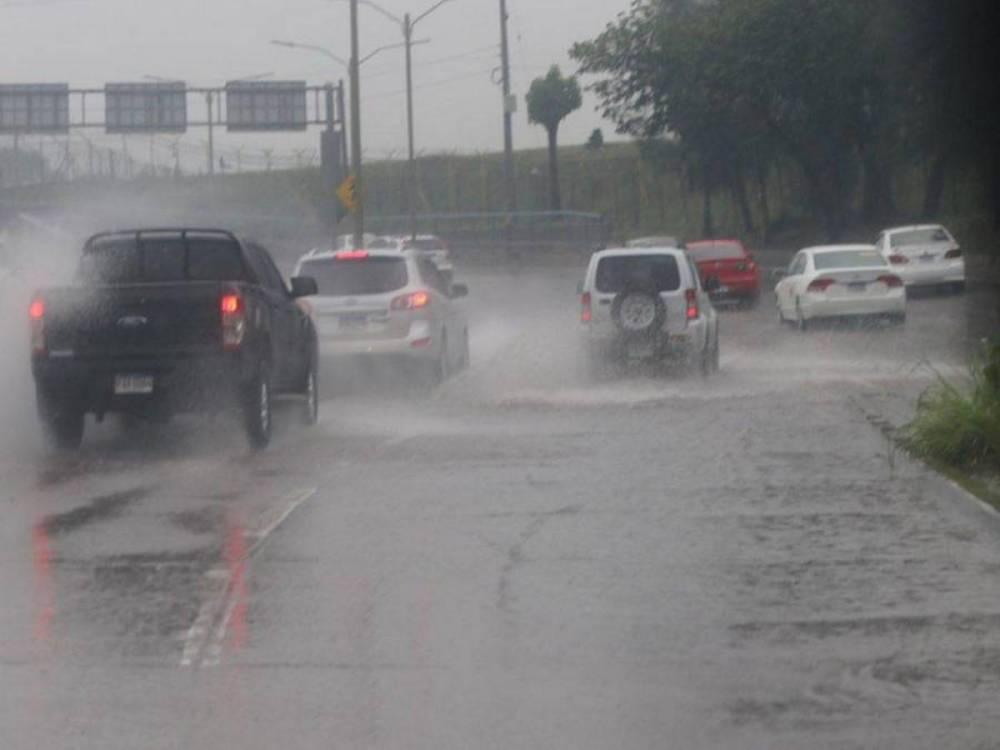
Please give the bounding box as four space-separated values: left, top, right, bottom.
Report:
1 0 630 170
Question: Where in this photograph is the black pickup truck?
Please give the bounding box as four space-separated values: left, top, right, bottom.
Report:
29 229 319 450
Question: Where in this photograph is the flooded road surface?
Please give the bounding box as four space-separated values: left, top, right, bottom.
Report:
1 269 998 749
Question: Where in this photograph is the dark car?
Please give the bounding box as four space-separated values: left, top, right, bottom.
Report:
29 228 319 450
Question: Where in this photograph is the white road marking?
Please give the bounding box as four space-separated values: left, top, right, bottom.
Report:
179 486 318 669
248 486 319 556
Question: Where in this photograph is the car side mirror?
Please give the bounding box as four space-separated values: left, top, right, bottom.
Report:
450 283 469 299
703 276 721 293
771 268 787 281
290 276 318 298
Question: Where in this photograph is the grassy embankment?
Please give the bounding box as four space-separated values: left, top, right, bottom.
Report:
6 140 997 254
904 341 1000 508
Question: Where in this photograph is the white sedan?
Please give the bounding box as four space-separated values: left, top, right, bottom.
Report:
775 245 906 330
875 224 965 292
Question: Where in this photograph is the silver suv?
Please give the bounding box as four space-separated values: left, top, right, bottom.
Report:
579 247 720 374
293 248 469 384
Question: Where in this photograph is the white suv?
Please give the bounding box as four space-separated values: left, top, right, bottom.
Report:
293 248 469 383
579 247 720 374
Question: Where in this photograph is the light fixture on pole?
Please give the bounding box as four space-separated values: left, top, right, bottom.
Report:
347 0 456 239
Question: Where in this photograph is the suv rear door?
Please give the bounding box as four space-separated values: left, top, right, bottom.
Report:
588 252 686 334
417 257 459 347
299 253 413 341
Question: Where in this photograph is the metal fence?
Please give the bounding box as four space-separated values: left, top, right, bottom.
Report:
366 210 611 259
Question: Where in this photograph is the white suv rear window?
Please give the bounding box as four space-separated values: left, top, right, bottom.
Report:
595 255 681 293
300 257 408 295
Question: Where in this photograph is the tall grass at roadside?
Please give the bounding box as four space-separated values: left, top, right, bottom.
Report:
904 341 1000 471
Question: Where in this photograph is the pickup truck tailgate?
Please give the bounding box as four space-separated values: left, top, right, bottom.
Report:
44 282 225 358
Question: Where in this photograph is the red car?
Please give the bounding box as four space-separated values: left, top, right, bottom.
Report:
685 239 761 306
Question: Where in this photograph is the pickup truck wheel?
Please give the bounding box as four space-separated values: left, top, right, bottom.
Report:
244 369 273 450
37 394 84 451
300 361 319 426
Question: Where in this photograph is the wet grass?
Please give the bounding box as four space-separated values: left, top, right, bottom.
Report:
920 457 1000 512
903 341 1000 508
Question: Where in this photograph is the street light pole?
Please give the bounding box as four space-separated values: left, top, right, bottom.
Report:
499 0 515 217
206 91 215 175
351 0 454 240
404 12 417 240
349 0 365 249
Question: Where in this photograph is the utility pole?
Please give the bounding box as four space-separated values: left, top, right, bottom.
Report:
499 0 516 247
206 92 215 176
342 0 450 240
337 80 348 171
349 0 365 248
12 132 20 186
404 12 417 240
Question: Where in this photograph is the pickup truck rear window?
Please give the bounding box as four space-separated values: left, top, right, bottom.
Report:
300 257 408 296
595 255 681 294
79 236 245 283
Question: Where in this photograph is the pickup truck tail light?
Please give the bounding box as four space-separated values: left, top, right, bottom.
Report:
29 296 46 354
685 289 699 321
807 278 836 293
580 292 592 323
220 293 246 351
390 291 431 310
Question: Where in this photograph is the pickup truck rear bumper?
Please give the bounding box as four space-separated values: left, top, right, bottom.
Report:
32 352 255 418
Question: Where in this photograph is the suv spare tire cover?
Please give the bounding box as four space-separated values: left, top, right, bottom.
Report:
611 288 666 334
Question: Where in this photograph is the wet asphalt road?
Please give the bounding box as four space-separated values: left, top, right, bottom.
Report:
1 269 999 749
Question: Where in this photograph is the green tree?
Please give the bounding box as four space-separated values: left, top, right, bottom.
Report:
573 0 884 238
526 66 582 211
586 128 605 150
898 0 1000 226
572 0 766 237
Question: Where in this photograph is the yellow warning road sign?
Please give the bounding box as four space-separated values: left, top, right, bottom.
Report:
337 175 358 213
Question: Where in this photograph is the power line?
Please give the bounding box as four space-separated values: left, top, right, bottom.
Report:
0 0 93 7
366 66 496 99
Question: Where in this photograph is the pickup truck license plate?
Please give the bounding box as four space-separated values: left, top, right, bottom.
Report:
114 374 154 395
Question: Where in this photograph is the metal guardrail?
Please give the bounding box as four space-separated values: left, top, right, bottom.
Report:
366 210 611 256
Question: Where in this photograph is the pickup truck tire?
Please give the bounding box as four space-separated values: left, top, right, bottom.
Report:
299 358 319 426
37 393 84 451
243 366 273 450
